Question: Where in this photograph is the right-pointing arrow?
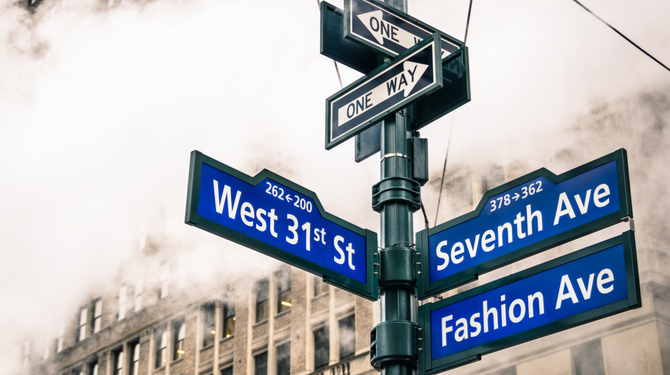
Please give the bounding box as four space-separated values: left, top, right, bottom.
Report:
337 61 428 127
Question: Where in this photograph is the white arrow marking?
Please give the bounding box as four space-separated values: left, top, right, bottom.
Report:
337 61 428 127
357 10 452 59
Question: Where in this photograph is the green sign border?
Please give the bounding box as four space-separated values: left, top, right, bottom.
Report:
418 231 641 375
325 33 443 150
185 151 379 301
417 149 634 299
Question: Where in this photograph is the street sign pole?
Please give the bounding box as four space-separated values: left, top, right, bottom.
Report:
369 1 419 375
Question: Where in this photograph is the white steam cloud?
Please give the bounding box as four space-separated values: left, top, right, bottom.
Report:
0 0 669 372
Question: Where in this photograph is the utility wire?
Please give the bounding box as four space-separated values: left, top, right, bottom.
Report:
316 0 345 88
463 0 473 45
433 118 454 227
572 0 670 73
432 2 474 226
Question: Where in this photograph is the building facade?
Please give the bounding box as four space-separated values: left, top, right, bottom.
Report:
25 252 378 375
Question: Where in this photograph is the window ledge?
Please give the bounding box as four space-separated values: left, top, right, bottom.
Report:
200 344 214 352
274 309 291 319
220 334 234 343
171 358 184 365
311 292 329 302
252 320 268 328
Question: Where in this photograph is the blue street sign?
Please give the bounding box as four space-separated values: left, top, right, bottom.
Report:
417 149 633 299
418 232 640 374
326 33 442 149
345 0 461 60
185 151 378 300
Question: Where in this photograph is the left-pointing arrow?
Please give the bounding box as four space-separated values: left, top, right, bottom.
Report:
357 10 453 59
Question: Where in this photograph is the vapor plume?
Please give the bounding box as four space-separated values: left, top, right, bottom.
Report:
0 0 669 373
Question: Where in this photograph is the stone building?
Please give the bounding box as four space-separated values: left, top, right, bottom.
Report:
24 246 378 375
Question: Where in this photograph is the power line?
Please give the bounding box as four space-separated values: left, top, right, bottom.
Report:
572 0 670 73
463 0 473 45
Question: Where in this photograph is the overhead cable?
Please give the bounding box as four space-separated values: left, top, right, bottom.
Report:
572 0 670 73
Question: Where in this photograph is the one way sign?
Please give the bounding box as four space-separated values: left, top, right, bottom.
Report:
345 0 461 60
326 33 442 149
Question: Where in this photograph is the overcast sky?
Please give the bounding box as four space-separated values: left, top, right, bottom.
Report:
1 0 669 371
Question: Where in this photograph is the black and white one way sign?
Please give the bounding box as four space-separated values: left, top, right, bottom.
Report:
326 33 442 149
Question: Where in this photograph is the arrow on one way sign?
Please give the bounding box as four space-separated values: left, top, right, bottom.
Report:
337 61 428 127
325 33 442 149
345 0 461 60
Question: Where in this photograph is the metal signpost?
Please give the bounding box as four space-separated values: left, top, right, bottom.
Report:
321 1 470 160
185 151 378 300
184 1 641 374
418 232 640 374
416 149 633 299
326 33 442 149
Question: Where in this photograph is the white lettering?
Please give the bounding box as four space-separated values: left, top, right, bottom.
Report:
509 299 526 323
451 242 465 264
574 189 592 215
597 268 614 294
528 292 544 318
465 235 480 258
482 230 495 252
441 315 453 347
334 236 345 265
213 180 241 218
577 274 594 300
553 193 576 225
436 240 449 271
240 202 254 227
594 184 611 208
555 274 579 309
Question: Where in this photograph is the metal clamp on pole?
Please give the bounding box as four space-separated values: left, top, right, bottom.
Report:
370 320 418 370
379 246 416 287
371 176 421 212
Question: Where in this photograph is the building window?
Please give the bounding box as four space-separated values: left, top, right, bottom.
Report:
93 299 102 333
571 339 605 375
255 279 269 323
171 320 185 360
338 315 355 359
155 326 167 368
277 268 292 313
159 263 170 299
221 367 233 375
118 286 127 320
134 280 143 312
89 361 99 375
77 307 88 342
254 352 267 375
313 326 329 369
54 323 64 354
22 341 30 370
129 342 140 375
313 276 328 297
223 303 235 338
113 350 123 375
203 303 216 347
276 342 290 375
